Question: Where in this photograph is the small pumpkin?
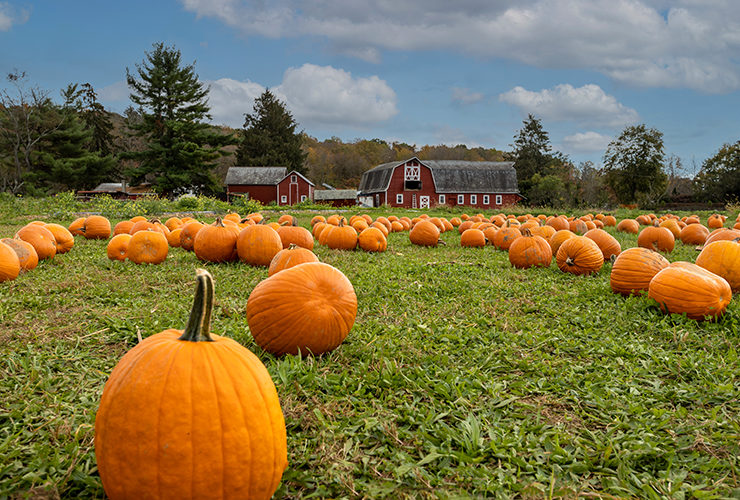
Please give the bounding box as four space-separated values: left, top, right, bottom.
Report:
107 234 132 261
236 224 283 267
637 226 675 253
179 221 205 251
247 262 357 356
83 215 112 239
707 213 725 229
0 238 38 271
193 218 240 263
548 229 576 256
268 244 319 276
648 262 731 320
556 236 603 275
127 230 169 265
616 219 639 234
319 221 358 250
276 225 314 250
492 224 521 251
409 220 441 247
358 227 388 253
16 224 56 260
0 241 21 282
113 220 135 235
68 217 86 236
609 247 669 296
460 228 486 248
584 228 621 261
95 269 287 499
678 223 709 245
44 223 75 254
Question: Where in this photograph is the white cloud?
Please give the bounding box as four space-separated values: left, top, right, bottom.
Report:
562 131 613 153
274 63 397 127
203 64 397 128
179 0 740 93
98 81 130 102
451 87 485 105
499 84 639 128
0 2 29 31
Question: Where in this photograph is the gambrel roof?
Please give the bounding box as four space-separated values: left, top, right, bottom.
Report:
358 157 519 194
314 189 358 200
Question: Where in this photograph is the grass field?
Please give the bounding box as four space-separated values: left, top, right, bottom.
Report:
0 206 738 499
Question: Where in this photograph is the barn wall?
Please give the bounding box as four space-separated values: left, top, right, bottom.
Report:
227 184 276 205
384 161 437 208
276 175 312 205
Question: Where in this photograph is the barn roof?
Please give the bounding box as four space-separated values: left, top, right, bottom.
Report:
314 189 358 200
226 167 287 185
358 158 519 194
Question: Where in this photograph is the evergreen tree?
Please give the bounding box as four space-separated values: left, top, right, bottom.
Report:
64 83 116 155
694 141 740 202
237 89 307 175
124 42 234 195
603 124 666 204
508 114 554 197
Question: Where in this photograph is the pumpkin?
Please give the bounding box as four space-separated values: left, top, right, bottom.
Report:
276 225 314 250
584 228 621 261
637 226 675 253
83 215 111 239
277 214 297 226
609 247 669 296
704 228 740 246
0 241 21 282
409 220 442 247
659 219 682 239
568 219 588 235
695 238 740 292
492 225 521 251
707 214 725 229
679 224 709 245
164 217 183 231
636 215 652 225
546 216 569 231
113 220 135 235
0 238 38 271
351 218 369 233
16 224 56 260
95 269 287 499
268 244 319 276
246 212 264 224
247 262 357 356
107 234 132 261
179 221 205 251
44 223 75 254
616 219 639 234
602 215 617 226
648 262 731 320
194 218 240 263
556 236 603 275
166 228 182 247
548 229 575 256
358 227 388 253
310 215 326 226
319 221 358 250
508 229 552 269
127 230 169 265
236 225 283 267
68 217 86 236
460 228 486 248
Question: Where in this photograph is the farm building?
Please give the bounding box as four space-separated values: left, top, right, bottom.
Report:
76 182 156 200
314 189 358 207
226 167 314 206
358 157 522 209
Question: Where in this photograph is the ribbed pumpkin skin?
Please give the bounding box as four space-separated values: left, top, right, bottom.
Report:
584 228 621 261
610 247 669 296
695 239 740 292
237 225 283 267
320 224 358 250
556 236 603 275
704 228 740 246
617 219 639 234
357 227 387 253
247 262 357 356
68 217 86 236
179 221 204 251
637 226 675 253
492 226 521 250
409 220 440 247
83 215 111 239
1 238 38 271
127 231 169 264
268 246 319 276
508 233 552 269
45 223 75 254
0 241 21 282
648 262 731 320
95 330 287 500
548 230 575 256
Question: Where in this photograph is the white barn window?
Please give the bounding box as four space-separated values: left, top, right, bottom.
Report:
457 194 464 204
281 195 287 203
396 193 404 204
470 194 477 204
495 195 502 205
438 194 445 205
301 195 307 202
483 195 490 205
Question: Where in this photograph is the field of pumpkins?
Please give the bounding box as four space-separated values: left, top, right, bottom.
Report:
1 206 739 498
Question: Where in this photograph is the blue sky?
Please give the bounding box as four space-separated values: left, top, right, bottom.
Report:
2 0 740 174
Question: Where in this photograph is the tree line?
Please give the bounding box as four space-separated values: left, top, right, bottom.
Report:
1 42 737 206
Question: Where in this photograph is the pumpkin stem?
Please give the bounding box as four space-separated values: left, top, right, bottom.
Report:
214 217 225 227
179 268 215 342
566 257 576 266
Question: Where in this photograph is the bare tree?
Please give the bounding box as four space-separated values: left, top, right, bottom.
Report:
0 71 64 193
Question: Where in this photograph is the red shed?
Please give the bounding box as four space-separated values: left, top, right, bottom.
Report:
358 157 522 209
226 167 315 206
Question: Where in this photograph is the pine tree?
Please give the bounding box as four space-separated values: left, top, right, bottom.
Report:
124 42 235 195
237 89 307 175
508 114 554 197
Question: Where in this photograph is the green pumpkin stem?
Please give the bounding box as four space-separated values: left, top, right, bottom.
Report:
179 268 215 342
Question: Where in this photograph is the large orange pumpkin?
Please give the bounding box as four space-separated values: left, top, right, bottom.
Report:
679 224 709 245
460 228 486 248
1 238 38 271
179 221 205 251
276 225 314 250
268 244 319 276
193 218 240 263
556 236 603 275
508 230 552 269
127 230 169 265
357 227 387 253
648 262 731 320
247 262 357 356
95 269 287 499
16 224 56 260
409 220 441 247
637 226 675 253
83 215 111 239
616 219 639 234
609 247 669 296
106 234 132 261
319 222 358 250
695 238 740 292
584 228 621 261
0 241 21 282
44 223 75 254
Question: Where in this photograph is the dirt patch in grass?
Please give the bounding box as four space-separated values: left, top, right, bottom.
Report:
518 395 584 429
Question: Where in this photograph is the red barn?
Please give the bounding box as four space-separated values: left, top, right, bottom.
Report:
226 167 314 206
313 189 358 207
358 157 522 209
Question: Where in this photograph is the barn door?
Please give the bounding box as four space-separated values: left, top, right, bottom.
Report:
290 182 298 204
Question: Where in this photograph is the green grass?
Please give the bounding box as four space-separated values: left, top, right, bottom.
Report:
1 208 739 499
